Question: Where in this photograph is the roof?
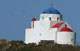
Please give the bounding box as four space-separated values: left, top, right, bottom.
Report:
60 27 73 32
42 8 61 14
52 22 64 28
32 18 36 21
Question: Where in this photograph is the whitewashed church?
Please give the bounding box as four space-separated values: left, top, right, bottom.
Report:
25 7 76 45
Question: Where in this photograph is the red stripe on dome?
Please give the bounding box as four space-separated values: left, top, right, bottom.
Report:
52 22 64 28
60 27 73 32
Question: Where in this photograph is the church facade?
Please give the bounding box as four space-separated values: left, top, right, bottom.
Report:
25 8 76 45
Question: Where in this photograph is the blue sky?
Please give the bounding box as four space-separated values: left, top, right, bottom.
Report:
0 0 80 45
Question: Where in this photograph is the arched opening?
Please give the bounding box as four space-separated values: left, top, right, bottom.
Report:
49 17 51 21
42 17 44 20
65 24 67 28
57 17 59 21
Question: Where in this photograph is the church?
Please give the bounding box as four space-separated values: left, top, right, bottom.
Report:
25 7 76 45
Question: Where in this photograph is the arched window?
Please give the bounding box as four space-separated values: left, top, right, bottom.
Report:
49 17 51 20
57 17 59 21
42 17 44 20
40 34 41 36
65 24 67 28
71 38 74 42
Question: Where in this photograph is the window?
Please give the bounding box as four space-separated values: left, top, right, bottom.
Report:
65 24 67 27
42 17 44 20
57 18 59 21
40 34 41 36
49 17 51 20
71 38 74 42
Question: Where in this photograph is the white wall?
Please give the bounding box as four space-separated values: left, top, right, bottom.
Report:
25 28 58 44
57 32 75 45
25 29 41 44
34 21 50 30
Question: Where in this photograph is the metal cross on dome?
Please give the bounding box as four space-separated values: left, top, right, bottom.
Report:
50 0 54 8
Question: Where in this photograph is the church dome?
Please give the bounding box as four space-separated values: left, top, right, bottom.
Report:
42 8 61 14
60 27 73 32
32 18 36 21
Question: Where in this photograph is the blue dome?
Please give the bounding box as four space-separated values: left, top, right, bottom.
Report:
42 8 61 14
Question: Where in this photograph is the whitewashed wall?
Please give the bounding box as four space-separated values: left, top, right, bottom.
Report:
57 32 75 45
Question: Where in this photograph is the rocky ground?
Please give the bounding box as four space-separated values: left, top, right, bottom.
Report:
0 39 80 51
